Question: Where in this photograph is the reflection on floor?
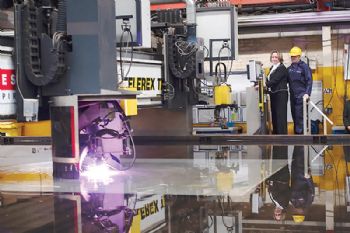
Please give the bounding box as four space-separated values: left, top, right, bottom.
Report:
0 144 349 232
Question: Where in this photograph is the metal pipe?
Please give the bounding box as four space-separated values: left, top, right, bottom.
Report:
150 0 185 4
238 3 314 14
14 3 24 121
304 100 333 135
239 10 350 27
238 28 350 40
231 0 308 4
304 145 309 178
303 98 308 135
308 100 311 135
309 100 333 125
311 145 328 163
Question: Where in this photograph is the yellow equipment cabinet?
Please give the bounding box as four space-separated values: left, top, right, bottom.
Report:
214 84 232 105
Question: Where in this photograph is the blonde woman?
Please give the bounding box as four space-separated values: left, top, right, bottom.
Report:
266 50 289 134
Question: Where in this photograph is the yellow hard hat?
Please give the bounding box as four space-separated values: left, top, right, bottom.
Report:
292 215 305 223
290 46 302 56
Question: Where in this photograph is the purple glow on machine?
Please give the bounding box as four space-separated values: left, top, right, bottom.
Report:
78 100 135 174
80 163 121 185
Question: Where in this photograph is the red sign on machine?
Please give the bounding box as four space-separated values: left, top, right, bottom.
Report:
0 53 17 116
0 69 16 90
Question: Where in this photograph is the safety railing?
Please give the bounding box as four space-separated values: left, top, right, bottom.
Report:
304 144 328 178
303 98 333 135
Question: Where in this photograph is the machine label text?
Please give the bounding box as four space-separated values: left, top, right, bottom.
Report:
126 77 162 91
136 196 165 220
0 69 16 90
323 88 332 94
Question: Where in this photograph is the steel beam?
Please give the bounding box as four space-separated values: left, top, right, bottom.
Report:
231 0 308 5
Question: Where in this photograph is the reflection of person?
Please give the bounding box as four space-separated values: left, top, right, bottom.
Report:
288 47 313 134
267 146 315 223
267 146 290 221
344 146 350 163
266 50 289 134
343 100 350 133
290 146 315 223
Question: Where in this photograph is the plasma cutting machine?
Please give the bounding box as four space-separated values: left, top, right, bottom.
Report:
0 0 138 178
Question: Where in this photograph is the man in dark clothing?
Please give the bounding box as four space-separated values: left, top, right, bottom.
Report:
290 146 315 223
267 146 315 222
343 100 350 133
288 46 313 134
343 100 350 161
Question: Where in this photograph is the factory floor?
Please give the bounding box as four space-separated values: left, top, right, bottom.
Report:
0 142 349 233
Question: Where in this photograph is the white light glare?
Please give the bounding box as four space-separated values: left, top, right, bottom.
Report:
81 163 119 184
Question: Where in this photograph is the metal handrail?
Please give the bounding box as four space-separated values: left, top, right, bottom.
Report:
303 98 333 135
305 145 329 178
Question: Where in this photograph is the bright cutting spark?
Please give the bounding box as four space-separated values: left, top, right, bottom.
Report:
81 163 120 185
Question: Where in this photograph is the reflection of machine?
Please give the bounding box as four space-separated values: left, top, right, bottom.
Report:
54 177 136 233
167 195 242 233
168 195 210 233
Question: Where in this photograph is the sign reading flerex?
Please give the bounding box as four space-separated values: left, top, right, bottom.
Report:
131 195 166 232
119 60 162 105
125 77 162 91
